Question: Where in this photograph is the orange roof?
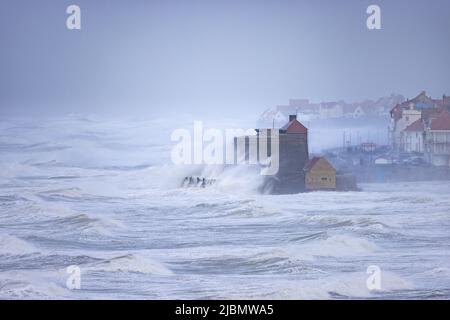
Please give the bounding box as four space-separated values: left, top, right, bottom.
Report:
403 119 424 132
430 110 450 130
280 119 308 134
303 157 336 172
303 157 321 171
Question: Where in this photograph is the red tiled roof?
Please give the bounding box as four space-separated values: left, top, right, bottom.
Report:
403 119 424 132
280 119 308 134
303 157 321 171
303 157 336 172
430 110 450 130
421 107 442 121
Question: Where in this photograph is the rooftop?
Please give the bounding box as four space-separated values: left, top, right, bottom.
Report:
404 119 424 132
279 116 308 134
430 109 450 131
303 157 336 172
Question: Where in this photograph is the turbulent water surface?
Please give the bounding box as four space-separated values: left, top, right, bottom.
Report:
0 116 449 299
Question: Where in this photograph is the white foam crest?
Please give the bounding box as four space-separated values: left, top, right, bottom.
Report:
211 165 265 195
285 234 378 260
0 234 38 255
0 270 69 299
84 254 173 275
269 271 411 299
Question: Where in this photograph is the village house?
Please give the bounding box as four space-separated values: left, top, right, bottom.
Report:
304 157 337 191
348 105 366 119
391 108 422 150
343 102 374 119
259 94 405 126
389 91 450 155
389 91 436 151
279 99 321 121
318 102 344 119
401 118 425 153
424 109 450 166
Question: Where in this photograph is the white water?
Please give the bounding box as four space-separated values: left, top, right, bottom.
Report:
0 115 449 299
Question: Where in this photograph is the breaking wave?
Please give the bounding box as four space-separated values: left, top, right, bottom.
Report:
0 234 38 256
83 254 173 275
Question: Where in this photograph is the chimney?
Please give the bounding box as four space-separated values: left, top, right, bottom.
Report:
289 114 297 122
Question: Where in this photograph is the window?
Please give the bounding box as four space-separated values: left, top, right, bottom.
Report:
321 177 328 181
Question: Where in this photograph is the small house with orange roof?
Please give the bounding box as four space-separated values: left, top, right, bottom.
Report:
303 157 336 191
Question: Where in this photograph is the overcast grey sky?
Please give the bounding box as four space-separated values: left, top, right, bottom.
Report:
1 0 450 117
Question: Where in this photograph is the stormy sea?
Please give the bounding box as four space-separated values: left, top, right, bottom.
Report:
0 115 449 299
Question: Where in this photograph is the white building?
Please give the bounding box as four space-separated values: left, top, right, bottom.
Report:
389 91 438 151
401 119 424 153
319 102 344 119
390 108 422 151
425 110 450 166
